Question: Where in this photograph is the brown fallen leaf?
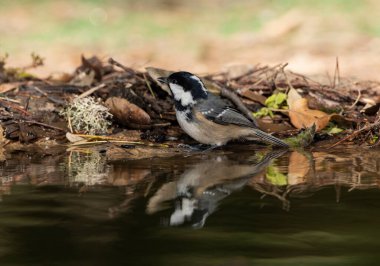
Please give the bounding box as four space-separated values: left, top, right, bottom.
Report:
287 88 331 131
105 97 151 126
0 125 5 144
0 82 22 93
66 132 85 143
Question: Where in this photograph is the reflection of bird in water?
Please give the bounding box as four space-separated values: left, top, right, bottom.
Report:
147 149 286 228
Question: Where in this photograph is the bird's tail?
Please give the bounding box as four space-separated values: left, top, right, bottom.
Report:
250 129 289 147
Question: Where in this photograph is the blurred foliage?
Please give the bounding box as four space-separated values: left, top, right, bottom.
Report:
1 0 380 78
1 0 380 52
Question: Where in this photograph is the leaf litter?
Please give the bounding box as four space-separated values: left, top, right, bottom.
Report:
1 54 380 160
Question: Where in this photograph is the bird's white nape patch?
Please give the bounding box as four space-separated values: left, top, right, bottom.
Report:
190 75 207 93
169 83 196 106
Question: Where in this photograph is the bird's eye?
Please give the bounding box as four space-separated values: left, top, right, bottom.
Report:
171 79 177 84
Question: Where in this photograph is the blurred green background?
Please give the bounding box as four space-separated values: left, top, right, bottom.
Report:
1 0 380 79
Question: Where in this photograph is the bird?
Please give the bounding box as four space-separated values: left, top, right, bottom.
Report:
157 71 289 148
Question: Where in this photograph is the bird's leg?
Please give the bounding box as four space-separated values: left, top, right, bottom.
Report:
177 143 219 152
200 144 220 152
177 143 202 151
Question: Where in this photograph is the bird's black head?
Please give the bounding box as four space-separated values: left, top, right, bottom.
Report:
158 71 208 108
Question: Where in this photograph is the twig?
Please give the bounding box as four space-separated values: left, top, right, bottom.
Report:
239 63 284 93
347 88 361 110
0 97 21 104
143 73 163 119
329 117 380 148
30 86 65 105
108 57 144 82
333 57 340 89
143 73 156 99
69 139 170 148
217 83 258 126
24 97 30 111
280 63 294 93
76 83 106 99
67 113 73 133
24 120 66 132
144 179 155 197
0 100 30 115
229 64 267 81
288 70 321 86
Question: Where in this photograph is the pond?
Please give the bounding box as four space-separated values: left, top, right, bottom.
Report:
1 145 380 265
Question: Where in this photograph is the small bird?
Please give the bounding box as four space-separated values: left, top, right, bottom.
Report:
158 71 288 148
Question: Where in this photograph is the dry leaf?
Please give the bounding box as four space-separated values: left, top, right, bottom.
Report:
0 125 5 144
0 82 22 93
105 97 151 126
66 132 85 143
0 147 5 162
287 88 331 131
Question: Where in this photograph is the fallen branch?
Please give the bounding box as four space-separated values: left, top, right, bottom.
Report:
76 83 106 99
24 120 66 132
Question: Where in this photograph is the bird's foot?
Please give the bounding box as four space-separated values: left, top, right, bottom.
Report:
177 143 219 152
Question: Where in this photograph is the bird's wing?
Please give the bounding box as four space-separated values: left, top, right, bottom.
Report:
196 95 289 147
212 107 256 128
197 95 256 128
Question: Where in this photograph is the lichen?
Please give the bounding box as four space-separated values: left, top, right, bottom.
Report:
60 97 112 135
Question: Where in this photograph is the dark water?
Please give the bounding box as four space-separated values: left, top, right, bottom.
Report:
1 145 380 266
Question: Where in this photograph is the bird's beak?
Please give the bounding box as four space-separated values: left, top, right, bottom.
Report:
157 76 168 84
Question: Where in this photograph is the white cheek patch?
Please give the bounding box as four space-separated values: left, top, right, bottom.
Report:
170 83 196 106
190 75 207 93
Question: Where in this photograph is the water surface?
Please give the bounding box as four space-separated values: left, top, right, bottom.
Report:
1 145 380 265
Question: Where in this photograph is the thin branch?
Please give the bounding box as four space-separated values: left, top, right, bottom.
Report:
347 88 361 110
333 57 340 89
76 83 106 99
218 83 258 126
108 57 144 82
329 117 380 148
30 86 65 105
143 73 156 99
24 120 66 132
